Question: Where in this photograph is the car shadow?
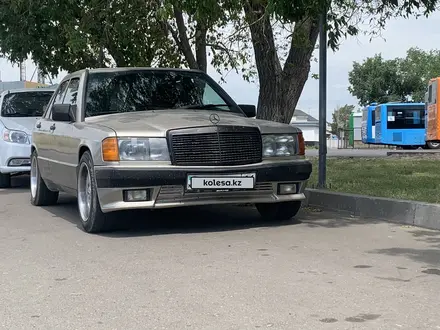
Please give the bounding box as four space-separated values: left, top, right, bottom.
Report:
9 174 389 237
42 194 302 237
0 174 30 195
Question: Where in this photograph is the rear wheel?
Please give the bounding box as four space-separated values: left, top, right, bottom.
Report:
0 173 11 188
256 201 302 221
427 141 440 149
77 151 108 233
30 150 59 206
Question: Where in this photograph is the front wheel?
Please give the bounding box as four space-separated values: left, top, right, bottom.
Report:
256 201 302 221
30 151 59 206
427 141 440 149
77 151 108 233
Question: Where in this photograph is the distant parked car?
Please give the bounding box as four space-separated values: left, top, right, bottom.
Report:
0 88 55 188
30 67 312 233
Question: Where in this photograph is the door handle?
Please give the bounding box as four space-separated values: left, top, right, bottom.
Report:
50 124 56 131
36 122 41 129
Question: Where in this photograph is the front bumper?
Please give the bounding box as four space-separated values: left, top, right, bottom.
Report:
94 161 313 213
0 141 31 174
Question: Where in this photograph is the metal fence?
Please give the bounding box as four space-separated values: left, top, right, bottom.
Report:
336 129 393 149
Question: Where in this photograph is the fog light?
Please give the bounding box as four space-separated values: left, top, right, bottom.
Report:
8 158 30 166
124 189 149 202
278 183 297 195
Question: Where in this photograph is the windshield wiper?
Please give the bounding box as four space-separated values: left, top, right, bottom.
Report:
181 104 229 110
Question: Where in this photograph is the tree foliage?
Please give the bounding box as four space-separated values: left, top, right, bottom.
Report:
348 47 440 106
0 0 439 123
330 104 355 137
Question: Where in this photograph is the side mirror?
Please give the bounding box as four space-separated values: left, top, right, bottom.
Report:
238 104 256 118
52 104 75 122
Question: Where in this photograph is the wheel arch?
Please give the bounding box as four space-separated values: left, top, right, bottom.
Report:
78 144 91 164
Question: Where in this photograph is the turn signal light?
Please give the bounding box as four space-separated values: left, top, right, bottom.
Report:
297 132 305 156
102 137 120 162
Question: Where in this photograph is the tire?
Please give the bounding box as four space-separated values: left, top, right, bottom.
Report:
256 201 302 221
30 151 59 206
427 141 440 149
77 151 108 233
0 173 11 188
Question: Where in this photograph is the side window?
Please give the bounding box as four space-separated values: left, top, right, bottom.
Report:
46 80 69 119
62 78 80 106
42 92 56 118
203 84 226 105
54 81 69 105
428 85 433 104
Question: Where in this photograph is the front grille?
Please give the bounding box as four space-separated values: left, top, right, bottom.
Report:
168 126 262 166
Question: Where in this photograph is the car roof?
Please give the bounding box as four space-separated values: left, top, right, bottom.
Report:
0 87 56 96
64 67 204 79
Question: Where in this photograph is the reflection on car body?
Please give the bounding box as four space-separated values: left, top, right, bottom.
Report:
30 67 312 233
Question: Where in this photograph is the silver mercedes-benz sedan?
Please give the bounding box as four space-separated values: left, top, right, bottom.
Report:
30 67 312 233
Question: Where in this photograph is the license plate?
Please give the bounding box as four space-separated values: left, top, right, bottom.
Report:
187 173 255 190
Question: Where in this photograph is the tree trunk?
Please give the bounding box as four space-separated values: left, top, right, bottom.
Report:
173 8 199 70
244 1 319 124
195 22 208 72
279 18 319 123
106 42 127 67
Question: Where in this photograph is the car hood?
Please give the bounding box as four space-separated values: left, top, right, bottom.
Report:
0 116 39 135
86 110 300 137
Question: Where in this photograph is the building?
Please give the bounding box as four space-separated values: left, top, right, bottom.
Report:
0 80 49 93
348 110 362 147
290 109 320 147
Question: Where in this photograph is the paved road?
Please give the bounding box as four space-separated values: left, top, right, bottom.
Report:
2 176 440 329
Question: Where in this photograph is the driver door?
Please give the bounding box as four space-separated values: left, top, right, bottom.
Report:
49 77 81 191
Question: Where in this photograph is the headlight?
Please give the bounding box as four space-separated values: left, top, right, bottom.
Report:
262 135 296 157
118 137 170 161
2 129 30 144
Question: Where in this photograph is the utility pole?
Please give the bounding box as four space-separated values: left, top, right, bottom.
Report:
19 61 26 81
318 9 327 189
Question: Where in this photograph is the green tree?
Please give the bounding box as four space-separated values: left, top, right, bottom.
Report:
348 47 440 106
348 54 403 105
236 0 439 123
399 47 440 102
330 104 355 137
1 0 439 124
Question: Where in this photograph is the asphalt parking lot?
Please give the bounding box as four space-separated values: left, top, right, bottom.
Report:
2 176 440 329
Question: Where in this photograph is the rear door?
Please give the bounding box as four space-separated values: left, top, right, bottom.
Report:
427 80 439 140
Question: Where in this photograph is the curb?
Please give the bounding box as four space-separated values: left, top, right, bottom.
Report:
387 150 440 156
304 189 440 231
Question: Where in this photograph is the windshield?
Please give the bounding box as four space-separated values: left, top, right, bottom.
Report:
85 70 240 117
1 91 53 117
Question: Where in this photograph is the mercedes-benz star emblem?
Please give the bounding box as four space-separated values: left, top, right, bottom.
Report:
209 113 220 125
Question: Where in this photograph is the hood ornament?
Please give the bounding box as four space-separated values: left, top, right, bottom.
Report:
209 113 220 125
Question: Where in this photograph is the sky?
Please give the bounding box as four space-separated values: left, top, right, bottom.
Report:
1 11 440 121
